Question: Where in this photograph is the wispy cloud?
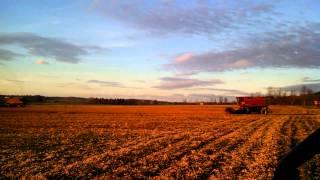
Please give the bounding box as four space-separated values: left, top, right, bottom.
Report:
56 83 94 90
175 72 198 76
302 77 320 83
166 23 320 73
93 1 275 36
135 80 146 83
189 88 249 95
154 77 223 90
0 32 105 63
88 79 141 89
35 59 49 65
88 80 125 88
174 53 193 63
0 48 23 61
6 79 25 83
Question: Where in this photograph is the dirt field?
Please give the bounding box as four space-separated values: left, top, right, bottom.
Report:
1 105 320 179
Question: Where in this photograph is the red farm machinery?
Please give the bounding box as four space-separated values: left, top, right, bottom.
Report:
226 96 270 114
2 97 24 107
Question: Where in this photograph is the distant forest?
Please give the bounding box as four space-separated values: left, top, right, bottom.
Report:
265 86 320 106
0 95 174 105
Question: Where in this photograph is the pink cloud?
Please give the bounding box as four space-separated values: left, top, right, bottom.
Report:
174 52 193 63
154 77 223 90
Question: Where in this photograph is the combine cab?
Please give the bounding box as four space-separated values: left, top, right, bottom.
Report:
226 96 270 114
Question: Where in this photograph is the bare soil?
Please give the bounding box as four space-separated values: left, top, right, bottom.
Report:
0 105 319 179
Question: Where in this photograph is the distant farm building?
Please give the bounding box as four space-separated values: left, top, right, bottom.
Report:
314 100 320 106
4 97 24 107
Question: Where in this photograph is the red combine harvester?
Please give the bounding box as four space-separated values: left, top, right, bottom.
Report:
226 96 270 114
3 97 24 107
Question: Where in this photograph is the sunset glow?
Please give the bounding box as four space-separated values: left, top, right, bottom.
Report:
1 0 320 101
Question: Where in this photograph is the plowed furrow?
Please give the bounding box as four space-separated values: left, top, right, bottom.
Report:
62 117 252 177
289 116 300 149
297 116 320 179
101 118 261 178
12 130 178 176
44 131 181 176
158 116 269 178
276 115 296 162
58 134 191 177
210 117 275 179
240 116 289 179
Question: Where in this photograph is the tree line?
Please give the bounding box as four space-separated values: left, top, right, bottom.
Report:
1 86 319 106
264 86 319 106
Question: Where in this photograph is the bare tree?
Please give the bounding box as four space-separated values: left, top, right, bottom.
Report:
223 97 228 104
301 85 307 96
267 86 273 96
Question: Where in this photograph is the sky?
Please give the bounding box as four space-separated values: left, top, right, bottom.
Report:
0 0 320 101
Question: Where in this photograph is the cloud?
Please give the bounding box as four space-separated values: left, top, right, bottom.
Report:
154 77 223 90
0 48 23 61
167 23 320 72
6 79 25 83
228 59 252 68
302 77 320 83
189 88 249 95
0 32 105 63
88 79 141 89
56 83 94 90
35 59 49 65
174 53 193 63
135 80 146 83
175 71 198 76
93 1 275 36
88 80 125 88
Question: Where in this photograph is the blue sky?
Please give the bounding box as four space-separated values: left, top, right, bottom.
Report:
1 0 320 101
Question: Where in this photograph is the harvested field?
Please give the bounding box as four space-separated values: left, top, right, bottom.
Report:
0 105 320 179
